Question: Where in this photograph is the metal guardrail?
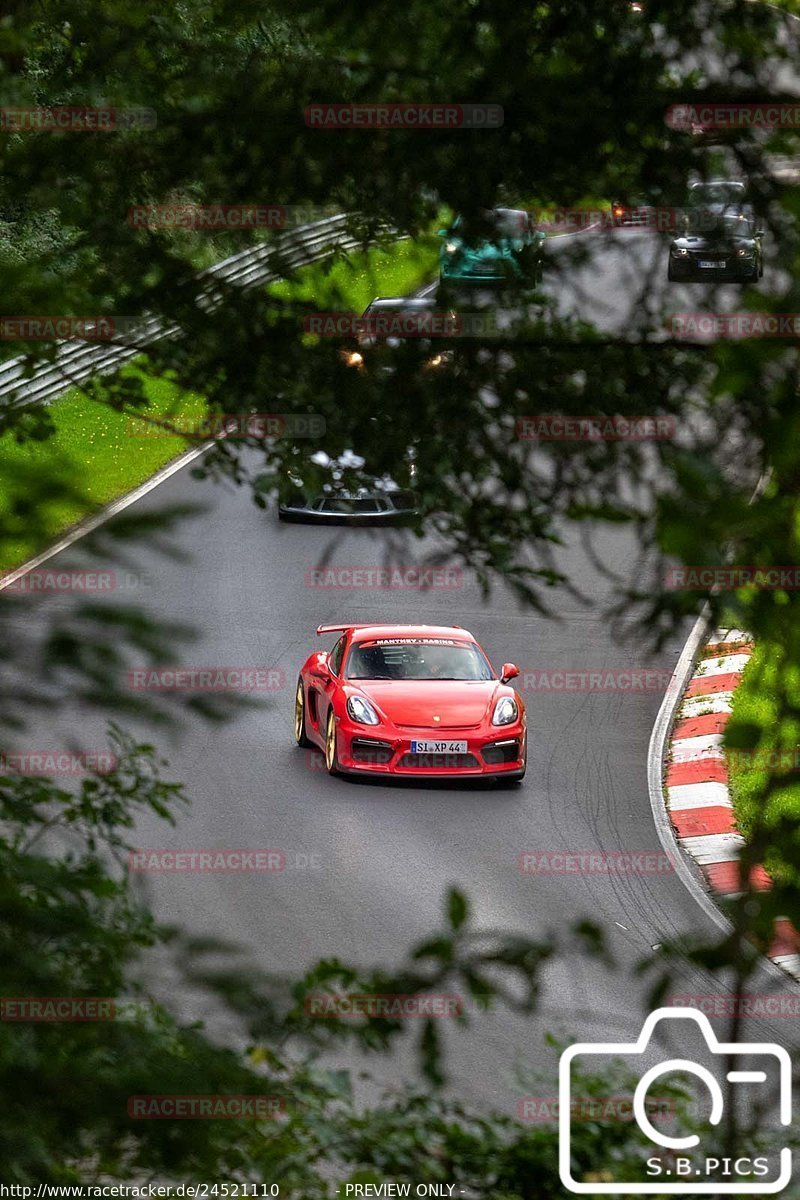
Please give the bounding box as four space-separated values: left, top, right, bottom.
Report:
0 213 366 412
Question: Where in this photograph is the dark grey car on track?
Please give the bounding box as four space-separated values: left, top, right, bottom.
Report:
667 209 763 281
278 489 417 523
278 449 418 524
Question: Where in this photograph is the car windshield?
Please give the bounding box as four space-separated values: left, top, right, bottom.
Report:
345 639 493 681
454 209 527 243
686 211 755 236
490 209 530 237
691 184 744 206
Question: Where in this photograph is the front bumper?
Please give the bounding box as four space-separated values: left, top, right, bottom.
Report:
668 256 757 280
334 721 527 778
278 504 416 525
440 257 529 285
440 269 510 285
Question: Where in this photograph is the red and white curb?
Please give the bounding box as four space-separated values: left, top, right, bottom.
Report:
664 627 800 982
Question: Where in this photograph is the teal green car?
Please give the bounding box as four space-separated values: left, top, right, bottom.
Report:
438 208 545 286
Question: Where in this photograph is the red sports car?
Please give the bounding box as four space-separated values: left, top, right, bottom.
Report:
294 623 526 782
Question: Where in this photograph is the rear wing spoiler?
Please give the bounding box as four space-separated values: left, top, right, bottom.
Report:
316 623 373 636
316 623 464 637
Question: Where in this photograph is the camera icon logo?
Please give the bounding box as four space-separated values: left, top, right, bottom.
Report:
559 1007 792 1194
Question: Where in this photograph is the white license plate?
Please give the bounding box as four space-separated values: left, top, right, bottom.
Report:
699 260 723 268
410 740 467 754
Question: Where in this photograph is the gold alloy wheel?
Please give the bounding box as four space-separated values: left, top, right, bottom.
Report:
325 711 337 772
294 680 304 743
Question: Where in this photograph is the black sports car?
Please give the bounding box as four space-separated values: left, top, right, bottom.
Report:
667 210 763 281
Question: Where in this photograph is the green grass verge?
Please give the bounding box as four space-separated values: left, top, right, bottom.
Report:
0 369 208 574
268 235 438 310
0 237 439 574
726 641 800 886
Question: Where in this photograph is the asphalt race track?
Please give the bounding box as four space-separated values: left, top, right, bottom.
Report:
11 225 800 1117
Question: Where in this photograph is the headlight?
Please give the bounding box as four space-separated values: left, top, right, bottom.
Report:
347 695 380 725
671 247 689 257
492 695 518 726
445 241 459 255
736 247 754 257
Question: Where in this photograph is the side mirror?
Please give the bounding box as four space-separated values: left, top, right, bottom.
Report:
500 662 520 683
755 226 764 237
310 651 330 679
